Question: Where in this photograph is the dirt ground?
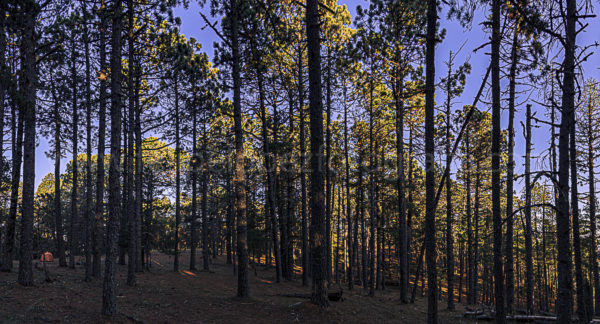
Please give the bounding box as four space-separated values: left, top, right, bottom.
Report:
0 252 473 323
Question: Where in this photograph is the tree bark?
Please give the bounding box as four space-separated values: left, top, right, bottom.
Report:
556 0 575 322
230 0 249 298
298 47 309 287
126 0 136 285
491 0 505 321
102 0 123 314
17 0 37 286
585 91 600 315
505 28 519 315
83 3 93 282
306 0 328 307
94 1 108 278
69 32 79 270
425 0 438 321
524 104 533 314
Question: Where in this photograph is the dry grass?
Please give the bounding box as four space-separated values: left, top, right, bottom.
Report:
0 252 475 323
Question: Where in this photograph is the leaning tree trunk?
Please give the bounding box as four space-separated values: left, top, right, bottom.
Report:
102 0 123 315
306 0 328 307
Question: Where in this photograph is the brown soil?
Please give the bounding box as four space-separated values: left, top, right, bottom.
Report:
0 252 472 323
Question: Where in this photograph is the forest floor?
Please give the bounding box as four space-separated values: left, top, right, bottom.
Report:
0 251 474 323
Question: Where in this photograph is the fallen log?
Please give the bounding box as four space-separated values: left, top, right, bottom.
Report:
463 310 484 318
277 289 344 302
506 315 557 322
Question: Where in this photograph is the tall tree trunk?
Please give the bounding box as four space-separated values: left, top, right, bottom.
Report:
102 0 123 314
325 49 332 283
571 101 586 323
94 1 108 278
465 129 473 305
2 79 23 273
230 0 249 298
425 0 438 321
505 28 519 315
190 93 198 271
83 4 93 282
368 68 376 297
491 0 505 321
556 0 575 322
0 0 5 270
134 69 142 272
395 74 408 303
306 0 327 306
343 73 353 290
17 0 37 286
524 104 533 314
298 47 309 287
70 33 79 270
174 74 180 272
444 57 454 311
126 0 136 285
201 130 210 271
586 93 600 315
53 86 66 267
257 64 282 282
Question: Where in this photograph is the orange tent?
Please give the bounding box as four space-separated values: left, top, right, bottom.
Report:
40 251 53 262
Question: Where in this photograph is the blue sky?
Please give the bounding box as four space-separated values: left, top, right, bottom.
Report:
33 1 600 198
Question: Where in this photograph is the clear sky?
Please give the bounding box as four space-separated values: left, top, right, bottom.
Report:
33 1 600 198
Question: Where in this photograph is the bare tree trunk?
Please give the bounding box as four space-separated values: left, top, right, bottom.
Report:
257 63 282 282
585 93 600 315
325 50 332 284
126 0 136 285
505 28 519 315
298 47 309 287
343 72 353 290
102 0 123 314
571 101 586 323
230 0 249 298
17 0 37 286
174 74 180 272
555 0 575 322
83 3 93 282
306 0 327 306
94 1 108 278
444 57 454 311
491 1 505 321
524 104 533 314
190 92 198 271
395 74 408 303
425 0 438 321
69 33 79 270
